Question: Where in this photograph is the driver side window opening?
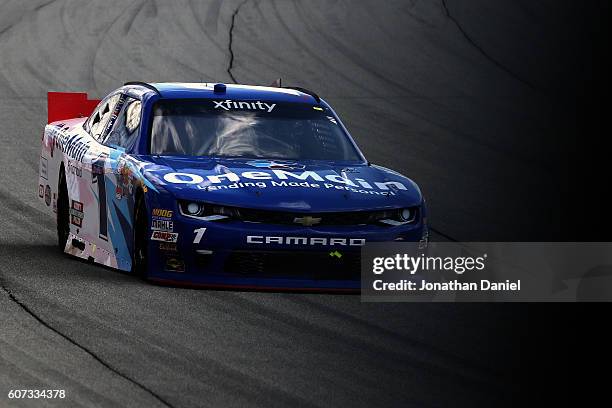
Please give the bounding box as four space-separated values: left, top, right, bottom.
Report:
102 97 142 151
85 93 122 141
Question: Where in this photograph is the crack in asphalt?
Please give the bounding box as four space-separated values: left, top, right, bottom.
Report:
227 0 249 83
224 0 460 243
0 281 175 408
223 0 458 243
441 0 537 92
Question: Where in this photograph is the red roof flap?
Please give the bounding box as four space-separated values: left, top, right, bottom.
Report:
47 92 101 124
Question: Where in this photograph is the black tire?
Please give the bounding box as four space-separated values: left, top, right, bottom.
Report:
132 193 149 278
57 167 70 252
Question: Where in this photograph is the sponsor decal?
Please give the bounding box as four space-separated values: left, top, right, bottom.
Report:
159 242 178 252
151 231 179 243
152 219 174 232
54 132 91 162
246 236 366 246
44 185 51 206
115 161 133 200
70 200 84 227
213 100 276 113
162 170 406 196
163 173 204 184
164 257 185 272
152 209 173 218
38 184 44 198
40 156 48 180
329 250 343 259
68 160 82 177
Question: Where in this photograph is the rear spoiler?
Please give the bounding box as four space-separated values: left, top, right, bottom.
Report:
47 92 100 124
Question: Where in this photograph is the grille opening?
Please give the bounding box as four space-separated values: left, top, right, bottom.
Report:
223 250 361 280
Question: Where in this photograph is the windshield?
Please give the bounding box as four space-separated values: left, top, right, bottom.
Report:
150 99 363 161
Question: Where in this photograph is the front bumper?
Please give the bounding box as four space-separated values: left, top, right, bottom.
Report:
146 213 427 290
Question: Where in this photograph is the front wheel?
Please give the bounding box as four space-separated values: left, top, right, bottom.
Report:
132 193 149 278
57 167 70 252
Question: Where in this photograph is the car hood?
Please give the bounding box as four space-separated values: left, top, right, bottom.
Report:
141 156 423 212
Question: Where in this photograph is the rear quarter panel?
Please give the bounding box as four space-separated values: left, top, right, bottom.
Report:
39 119 139 271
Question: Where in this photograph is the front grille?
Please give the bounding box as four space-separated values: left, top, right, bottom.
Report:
224 250 361 280
237 207 417 226
180 200 419 226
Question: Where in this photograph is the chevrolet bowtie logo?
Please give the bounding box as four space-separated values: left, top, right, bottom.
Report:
293 216 322 226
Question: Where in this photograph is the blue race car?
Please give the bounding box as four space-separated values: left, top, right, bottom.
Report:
39 82 427 290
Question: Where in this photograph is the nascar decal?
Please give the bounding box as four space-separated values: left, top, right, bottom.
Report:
162 170 407 196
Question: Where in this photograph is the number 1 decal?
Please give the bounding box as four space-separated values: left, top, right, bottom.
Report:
92 153 109 241
193 228 207 244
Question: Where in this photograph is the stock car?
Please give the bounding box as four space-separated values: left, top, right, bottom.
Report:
38 82 427 290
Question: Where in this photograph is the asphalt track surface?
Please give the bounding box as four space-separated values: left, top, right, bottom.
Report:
0 1 587 407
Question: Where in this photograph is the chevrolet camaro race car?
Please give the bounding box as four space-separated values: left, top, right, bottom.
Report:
38 82 427 290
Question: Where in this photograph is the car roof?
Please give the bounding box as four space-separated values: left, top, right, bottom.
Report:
122 82 321 104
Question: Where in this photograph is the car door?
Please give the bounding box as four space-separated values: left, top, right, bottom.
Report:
94 95 142 270
73 93 125 265
55 92 116 267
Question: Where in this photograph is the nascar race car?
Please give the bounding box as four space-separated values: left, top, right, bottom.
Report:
39 82 427 290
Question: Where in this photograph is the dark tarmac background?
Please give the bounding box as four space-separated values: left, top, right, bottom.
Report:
0 1 608 407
